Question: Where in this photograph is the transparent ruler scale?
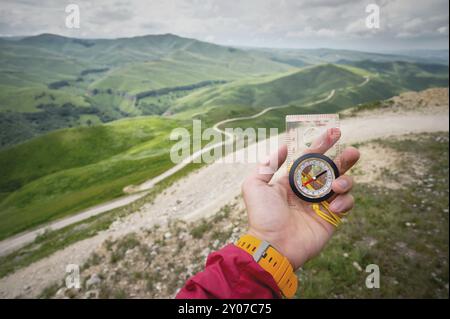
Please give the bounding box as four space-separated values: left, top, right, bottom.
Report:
285 114 341 206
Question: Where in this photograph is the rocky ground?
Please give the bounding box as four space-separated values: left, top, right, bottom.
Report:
342 87 448 117
48 132 449 299
46 199 247 299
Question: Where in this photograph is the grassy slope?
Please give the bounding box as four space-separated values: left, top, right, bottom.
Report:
0 116 185 239
346 60 449 90
91 41 291 94
203 61 448 132
0 161 205 279
0 38 295 239
171 64 368 125
0 38 91 112
0 34 292 148
0 34 291 111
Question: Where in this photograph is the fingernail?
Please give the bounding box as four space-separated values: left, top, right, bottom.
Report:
336 179 348 189
330 198 344 212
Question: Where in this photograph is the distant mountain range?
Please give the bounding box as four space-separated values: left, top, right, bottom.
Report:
245 47 449 67
0 33 448 148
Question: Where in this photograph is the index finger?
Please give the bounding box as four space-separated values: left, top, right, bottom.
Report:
246 144 288 185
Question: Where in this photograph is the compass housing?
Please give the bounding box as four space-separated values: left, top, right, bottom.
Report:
289 153 340 203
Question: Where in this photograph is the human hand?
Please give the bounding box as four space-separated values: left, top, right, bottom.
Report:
242 128 360 269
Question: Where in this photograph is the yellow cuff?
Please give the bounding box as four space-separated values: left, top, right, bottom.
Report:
236 234 298 298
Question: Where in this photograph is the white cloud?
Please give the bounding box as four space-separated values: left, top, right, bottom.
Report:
403 18 424 30
437 26 448 34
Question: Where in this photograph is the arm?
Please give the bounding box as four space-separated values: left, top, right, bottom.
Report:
177 128 360 299
176 244 281 299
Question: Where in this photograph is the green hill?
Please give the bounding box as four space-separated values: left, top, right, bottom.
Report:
2 33 290 93
0 116 185 240
340 60 449 91
0 63 366 239
169 64 367 124
0 33 292 148
2 34 448 149
170 61 448 131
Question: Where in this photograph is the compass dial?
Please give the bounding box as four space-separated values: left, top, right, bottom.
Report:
289 153 339 203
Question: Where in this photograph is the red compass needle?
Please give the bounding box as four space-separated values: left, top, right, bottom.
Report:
302 170 327 186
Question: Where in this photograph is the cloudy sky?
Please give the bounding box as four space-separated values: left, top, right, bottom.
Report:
0 0 448 51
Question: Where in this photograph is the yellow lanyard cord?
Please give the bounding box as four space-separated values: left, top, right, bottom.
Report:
302 172 344 227
312 202 341 227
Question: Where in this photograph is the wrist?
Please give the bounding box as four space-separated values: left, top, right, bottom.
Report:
247 228 306 270
235 233 298 298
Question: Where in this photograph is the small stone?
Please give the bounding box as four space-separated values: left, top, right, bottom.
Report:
405 222 412 227
56 288 66 297
343 253 349 258
201 247 210 257
352 261 363 272
86 274 102 289
84 290 99 299
368 239 378 247
396 242 407 249
164 232 172 239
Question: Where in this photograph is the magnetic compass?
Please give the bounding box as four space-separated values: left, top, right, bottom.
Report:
289 153 339 203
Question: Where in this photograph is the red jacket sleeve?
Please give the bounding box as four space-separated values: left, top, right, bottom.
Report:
176 244 282 299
